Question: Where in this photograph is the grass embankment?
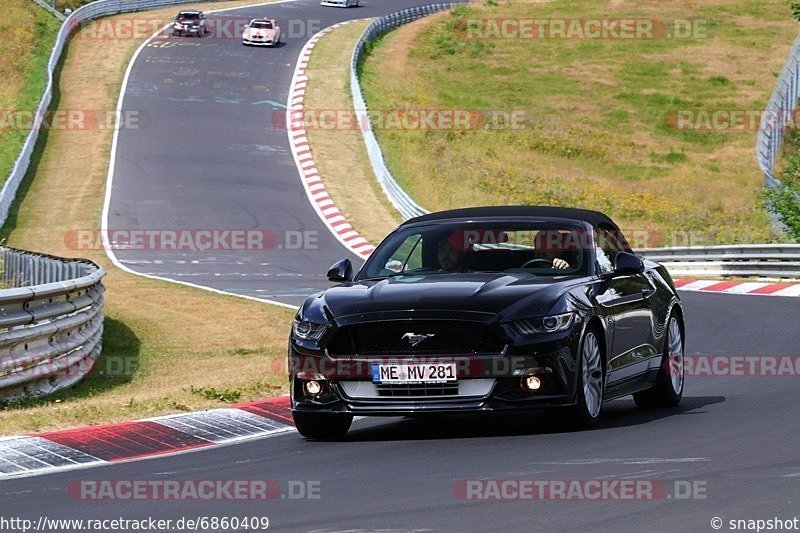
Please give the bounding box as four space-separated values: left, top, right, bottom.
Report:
0 1 294 435
360 0 799 246
0 1 61 185
303 20 402 243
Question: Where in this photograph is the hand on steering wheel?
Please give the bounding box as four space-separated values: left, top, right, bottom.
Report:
520 258 570 269
552 258 570 269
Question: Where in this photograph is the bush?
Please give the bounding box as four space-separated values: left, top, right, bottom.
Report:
765 184 800 240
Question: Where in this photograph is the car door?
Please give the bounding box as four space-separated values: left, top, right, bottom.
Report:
593 227 656 385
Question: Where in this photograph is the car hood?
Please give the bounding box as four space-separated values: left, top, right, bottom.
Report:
306 273 587 320
245 28 277 37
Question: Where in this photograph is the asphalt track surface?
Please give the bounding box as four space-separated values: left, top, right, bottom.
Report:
18 1 800 531
3 292 800 531
106 0 449 306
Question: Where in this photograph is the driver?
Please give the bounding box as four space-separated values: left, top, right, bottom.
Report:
534 230 572 269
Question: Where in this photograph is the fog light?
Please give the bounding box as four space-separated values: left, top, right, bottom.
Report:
522 375 542 392
304 380 322 396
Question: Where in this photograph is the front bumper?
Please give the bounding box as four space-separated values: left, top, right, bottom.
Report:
290 329 582 416
243 38 276 46
174 25 202 34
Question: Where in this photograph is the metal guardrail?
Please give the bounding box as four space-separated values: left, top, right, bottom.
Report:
639 245 800 279
2 0 207 229
0 247 105 401
350 4 465 220
756 33 800 190
2 0 172 400
29 0 67 21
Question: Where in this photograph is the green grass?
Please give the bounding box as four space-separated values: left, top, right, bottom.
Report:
360 0 798 245
0 2 61 186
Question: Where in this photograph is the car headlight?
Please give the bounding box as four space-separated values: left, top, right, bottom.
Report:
513 312 575 335
292 319 328 341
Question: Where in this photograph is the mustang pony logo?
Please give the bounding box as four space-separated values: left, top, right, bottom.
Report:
402 332 435 347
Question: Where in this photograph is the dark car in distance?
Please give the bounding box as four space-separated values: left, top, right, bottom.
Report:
172 10 208 37
289 207 685 439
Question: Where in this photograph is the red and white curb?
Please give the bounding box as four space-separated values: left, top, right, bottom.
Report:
0 396 293 480
674 279 800 297
286 21 376 260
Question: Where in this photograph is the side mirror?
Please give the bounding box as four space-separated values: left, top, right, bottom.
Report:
613 251 644 276
327 259 353 283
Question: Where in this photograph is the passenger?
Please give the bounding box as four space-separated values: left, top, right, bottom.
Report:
437 237 468 272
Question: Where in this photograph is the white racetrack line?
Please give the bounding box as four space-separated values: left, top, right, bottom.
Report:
100 0 303 311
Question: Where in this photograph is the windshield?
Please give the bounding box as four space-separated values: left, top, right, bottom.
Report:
251 21 273 29
179 12 201 19
359 221 593 280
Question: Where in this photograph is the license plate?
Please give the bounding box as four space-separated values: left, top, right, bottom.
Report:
371 362 457 384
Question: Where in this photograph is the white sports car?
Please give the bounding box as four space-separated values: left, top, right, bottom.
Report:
242 18 281 46
321 0 360 7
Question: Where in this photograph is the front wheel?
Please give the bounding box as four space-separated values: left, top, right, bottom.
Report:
550 327 604 429
575 328 605 425
293 412 352 440
634 314 684 407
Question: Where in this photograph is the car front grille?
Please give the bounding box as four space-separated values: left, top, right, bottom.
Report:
327 320 504 356
338 379 495 400
376 383 459 397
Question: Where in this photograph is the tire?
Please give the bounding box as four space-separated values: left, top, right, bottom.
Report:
293 411 352 440
558 326 605 429
633 314 684 408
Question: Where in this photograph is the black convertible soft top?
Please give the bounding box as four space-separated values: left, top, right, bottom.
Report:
403 206 621 230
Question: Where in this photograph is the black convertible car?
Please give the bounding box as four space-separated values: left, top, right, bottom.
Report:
289 207 685 439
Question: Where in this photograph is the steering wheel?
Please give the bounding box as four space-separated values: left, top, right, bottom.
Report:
521 258 553 268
